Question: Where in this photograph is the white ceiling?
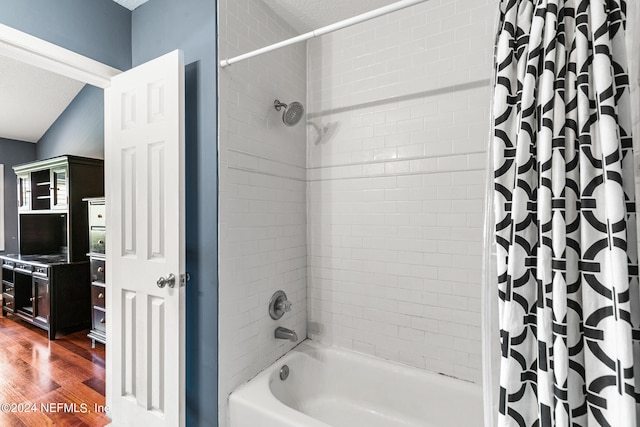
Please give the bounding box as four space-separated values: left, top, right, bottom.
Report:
112 0 150 11
262 0 400 33
0 56 85 143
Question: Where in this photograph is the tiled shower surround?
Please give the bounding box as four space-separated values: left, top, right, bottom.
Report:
219 0 497 424
306 0 496 383
218 0 307 424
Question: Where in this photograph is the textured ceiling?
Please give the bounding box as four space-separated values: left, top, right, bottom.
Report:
112 0 150 11
0 56 85 143
262 0 400 33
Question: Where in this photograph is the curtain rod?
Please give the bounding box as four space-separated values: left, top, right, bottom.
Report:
219 0 430 68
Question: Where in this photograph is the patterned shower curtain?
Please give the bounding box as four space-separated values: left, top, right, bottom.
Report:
492 0 640 425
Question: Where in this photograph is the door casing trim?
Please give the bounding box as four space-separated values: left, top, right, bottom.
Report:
0 23 121 88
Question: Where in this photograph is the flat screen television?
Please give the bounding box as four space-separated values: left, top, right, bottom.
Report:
19 213 68 256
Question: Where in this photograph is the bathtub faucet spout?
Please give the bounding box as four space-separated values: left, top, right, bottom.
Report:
275 326 298 342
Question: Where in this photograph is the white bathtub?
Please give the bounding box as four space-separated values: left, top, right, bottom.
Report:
229 340 483 427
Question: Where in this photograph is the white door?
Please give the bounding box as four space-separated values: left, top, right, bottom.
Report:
105 50 186 427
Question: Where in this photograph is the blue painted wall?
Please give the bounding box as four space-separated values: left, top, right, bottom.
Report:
132 1 218 425
0 0 131 70
37 85 104 160
0 138 37 254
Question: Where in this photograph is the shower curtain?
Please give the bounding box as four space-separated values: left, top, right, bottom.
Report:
492 0 640 425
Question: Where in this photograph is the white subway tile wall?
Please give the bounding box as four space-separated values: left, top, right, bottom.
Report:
306 0 497 383
218 0 307 425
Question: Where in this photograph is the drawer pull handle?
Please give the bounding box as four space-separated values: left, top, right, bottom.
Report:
6 302 11 307
98 293 104 299
100 318 105 324
29 297 34 302
98 240 104 245
98 267 104 273
97 214 103 218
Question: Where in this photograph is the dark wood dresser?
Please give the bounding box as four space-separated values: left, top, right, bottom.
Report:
1 255 90 340
85 197 106 347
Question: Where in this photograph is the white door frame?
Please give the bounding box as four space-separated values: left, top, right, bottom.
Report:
0 23 121 87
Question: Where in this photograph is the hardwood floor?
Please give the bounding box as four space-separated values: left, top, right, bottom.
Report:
0 316 109 426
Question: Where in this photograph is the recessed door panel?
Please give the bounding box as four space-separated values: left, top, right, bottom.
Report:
122 290 136 398
148 296 165 412
148 81 165 123
148 142 165 260
122 148 137 256
122 91 137 130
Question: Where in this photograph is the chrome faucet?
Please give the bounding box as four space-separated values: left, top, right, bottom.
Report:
275 326 298 342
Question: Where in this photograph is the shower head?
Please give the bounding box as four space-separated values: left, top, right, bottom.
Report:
274 99 304 126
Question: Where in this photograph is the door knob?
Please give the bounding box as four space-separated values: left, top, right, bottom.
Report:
157 273 176 288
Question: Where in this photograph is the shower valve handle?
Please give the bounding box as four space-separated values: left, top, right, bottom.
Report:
277 299 292 313
269 290 292 319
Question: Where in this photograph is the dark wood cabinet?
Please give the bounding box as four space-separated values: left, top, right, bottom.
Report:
1 262 15 315
1 155 103 339
13 155 104 263
85 197 106 347
33 274 50 325
1 257 90 339
13 264 34 318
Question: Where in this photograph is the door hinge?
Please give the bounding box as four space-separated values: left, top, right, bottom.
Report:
180 273 190 287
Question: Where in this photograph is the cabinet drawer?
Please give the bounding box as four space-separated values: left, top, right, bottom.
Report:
2 283 14 297
91 284 106 309
2 295 14 313
91 259 105 283
2 268 14 284
33 266 48 277
14 263 32 273
89 228 106 254
89 203 106 227
93 308 106 334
